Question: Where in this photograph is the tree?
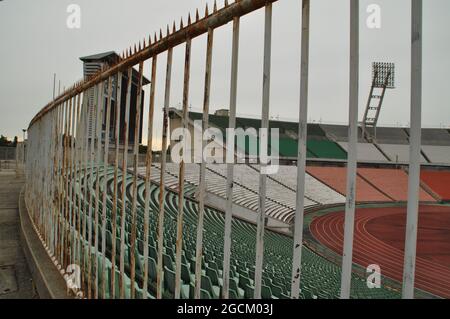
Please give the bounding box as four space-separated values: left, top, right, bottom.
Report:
0 135 10 147
13 136 18 147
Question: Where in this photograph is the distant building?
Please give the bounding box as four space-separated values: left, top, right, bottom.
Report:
80 51 150 147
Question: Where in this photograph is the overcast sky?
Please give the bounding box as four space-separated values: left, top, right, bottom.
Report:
1 0 449 147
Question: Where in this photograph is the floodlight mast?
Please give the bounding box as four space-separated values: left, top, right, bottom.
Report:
361 62 395 141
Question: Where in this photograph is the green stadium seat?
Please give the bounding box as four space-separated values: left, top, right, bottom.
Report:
229 279 245 299
164 266 190 298
206 267 223 287
244 284 254 298
201 275 220 299
261 285 278 299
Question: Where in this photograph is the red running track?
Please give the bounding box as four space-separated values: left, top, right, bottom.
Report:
310 205 450 298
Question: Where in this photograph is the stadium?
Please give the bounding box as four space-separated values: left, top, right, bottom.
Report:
1 0 449 302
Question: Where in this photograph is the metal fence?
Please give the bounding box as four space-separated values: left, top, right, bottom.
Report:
25 0 424 299
0 147 16 161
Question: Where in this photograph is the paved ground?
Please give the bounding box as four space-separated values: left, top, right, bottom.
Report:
0 169 38 299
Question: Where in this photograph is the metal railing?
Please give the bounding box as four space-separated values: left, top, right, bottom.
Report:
24 0 425 300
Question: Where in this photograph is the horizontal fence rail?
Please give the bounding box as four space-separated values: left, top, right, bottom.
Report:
24 0 425 300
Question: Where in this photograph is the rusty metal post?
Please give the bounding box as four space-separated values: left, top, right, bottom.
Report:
93 80 105 299
130 61 144 298
157 48 173 299
119 68 133 299
143 55 158 299
195 27 214 299
69 95 78 269
62 98 70 269
101 76 113 298
87 84 100 298
69 94 79 269
75 92 85 283
223 15 240 300
81 88 91 292
175 38 192 299
111 72 123 299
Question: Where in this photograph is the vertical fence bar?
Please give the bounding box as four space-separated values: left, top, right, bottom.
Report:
69 95 77 269
143 55 158 299
101 77 113 298
254 2 273 299
76 92 85 289
93 80 105 299
157 48 173 299
402 0 423 300
71 94 79 270
195 27 214 299
51 108 59 260
175 38 192 299
291 0 310 299
340 0 359 300
82 90 91 293
70 94 79 270
66 96 74 269
57 103 64 270
222 15 240 300
87 85 99 298
119 68 133 299
62 99 70 269
111 72 123 299
130 61 144 298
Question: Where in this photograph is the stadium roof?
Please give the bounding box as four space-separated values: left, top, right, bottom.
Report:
80 51 150 85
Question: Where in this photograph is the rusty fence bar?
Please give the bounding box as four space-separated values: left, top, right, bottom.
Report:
119 68 133 299
157 48 173 299
223 14 240 300
195 27 214 299
101 77 113 298
130 61 144 298
111 72 123 299
175 37 192 299
143 55 158 299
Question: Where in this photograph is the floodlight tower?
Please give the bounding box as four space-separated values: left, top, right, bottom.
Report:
361 62 395 141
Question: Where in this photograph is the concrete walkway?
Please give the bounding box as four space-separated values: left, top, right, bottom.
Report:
0 169 37 299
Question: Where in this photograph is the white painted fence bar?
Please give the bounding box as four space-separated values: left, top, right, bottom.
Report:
402 0 423 300
254 2 273 299
291 0 310 299
340 0 360 299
